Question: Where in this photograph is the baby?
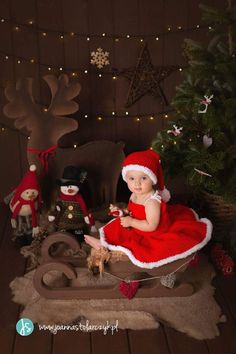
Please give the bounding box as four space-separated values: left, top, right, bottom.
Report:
85 149 212 269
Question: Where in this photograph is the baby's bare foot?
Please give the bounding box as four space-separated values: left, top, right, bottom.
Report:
84 235 101 250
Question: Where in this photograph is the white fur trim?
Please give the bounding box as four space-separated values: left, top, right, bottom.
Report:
99 210 212 269
122 164 157 184
30 164 36 172
159 187 171 202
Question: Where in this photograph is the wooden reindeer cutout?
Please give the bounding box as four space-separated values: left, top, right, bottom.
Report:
3 74 125 206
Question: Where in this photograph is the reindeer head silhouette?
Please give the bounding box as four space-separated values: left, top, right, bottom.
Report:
3 74 125 206
3 74 81 150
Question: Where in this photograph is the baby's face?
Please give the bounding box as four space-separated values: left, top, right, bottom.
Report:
126 170 153 195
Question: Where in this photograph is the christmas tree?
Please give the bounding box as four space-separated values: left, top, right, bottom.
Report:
152 1 236 205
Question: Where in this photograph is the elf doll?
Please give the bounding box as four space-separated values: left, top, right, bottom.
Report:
8 164 41 241
48 166 96 242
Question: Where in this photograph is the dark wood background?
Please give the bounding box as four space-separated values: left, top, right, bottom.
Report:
0 0 232 200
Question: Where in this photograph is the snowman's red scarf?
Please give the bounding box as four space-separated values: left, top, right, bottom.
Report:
11 197 38 227
59 192 95 225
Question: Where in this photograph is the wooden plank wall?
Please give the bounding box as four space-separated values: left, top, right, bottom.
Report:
0 0 233 200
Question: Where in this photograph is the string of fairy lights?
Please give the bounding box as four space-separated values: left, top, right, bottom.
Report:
0 16 211 41
0 14 211 143
0 14 211 77
0 107 173 151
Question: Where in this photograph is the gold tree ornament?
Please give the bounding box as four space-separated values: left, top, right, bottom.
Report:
121 43 179 107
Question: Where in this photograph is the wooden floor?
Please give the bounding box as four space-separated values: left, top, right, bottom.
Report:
0 202 236 354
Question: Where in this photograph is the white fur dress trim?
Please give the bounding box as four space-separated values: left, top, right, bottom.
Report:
99 210 212 269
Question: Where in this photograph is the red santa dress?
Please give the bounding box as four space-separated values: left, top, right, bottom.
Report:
99 192 212 269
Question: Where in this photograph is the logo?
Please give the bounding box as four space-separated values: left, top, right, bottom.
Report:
16 318 34 336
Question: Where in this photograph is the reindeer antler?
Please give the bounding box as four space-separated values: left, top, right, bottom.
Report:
3 78 41 130
3 74 80 154
44 74 81 115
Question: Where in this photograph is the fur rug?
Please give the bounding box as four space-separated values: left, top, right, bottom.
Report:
10 255 226 340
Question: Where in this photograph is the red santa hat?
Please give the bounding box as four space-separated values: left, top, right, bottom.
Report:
122 149 171 202
11 164 41 206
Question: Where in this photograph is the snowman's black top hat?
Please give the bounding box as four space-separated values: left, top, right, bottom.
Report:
58 166 87 187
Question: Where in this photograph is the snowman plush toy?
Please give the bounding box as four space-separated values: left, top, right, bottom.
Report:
48 166 96 242
7 164 41 246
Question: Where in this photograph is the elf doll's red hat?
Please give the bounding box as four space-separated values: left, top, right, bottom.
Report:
11 164 41 205
122 149 171 202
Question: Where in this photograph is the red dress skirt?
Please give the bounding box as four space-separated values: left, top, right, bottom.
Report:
99 194 212 269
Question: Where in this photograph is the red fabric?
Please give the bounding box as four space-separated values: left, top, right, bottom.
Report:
11 197 38 227
27 145 58 175
10 168 41 207
101 200 210 266
122 149 164 190
59 192 95 225
119 281 140 299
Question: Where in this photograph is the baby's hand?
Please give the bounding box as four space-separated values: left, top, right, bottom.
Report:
120 216 133 228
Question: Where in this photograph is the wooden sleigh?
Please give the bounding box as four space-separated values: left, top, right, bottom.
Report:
33 231 195 300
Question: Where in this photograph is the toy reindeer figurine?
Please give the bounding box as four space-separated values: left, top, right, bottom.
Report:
3 74 125 206
7 165 41 242
48 166 96 242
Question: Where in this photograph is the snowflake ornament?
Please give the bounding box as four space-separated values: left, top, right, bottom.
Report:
90 47 110 69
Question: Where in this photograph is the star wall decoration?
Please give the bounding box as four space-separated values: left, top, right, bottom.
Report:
120 43 179 108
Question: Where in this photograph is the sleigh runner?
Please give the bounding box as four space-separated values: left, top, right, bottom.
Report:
33 231 195 300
